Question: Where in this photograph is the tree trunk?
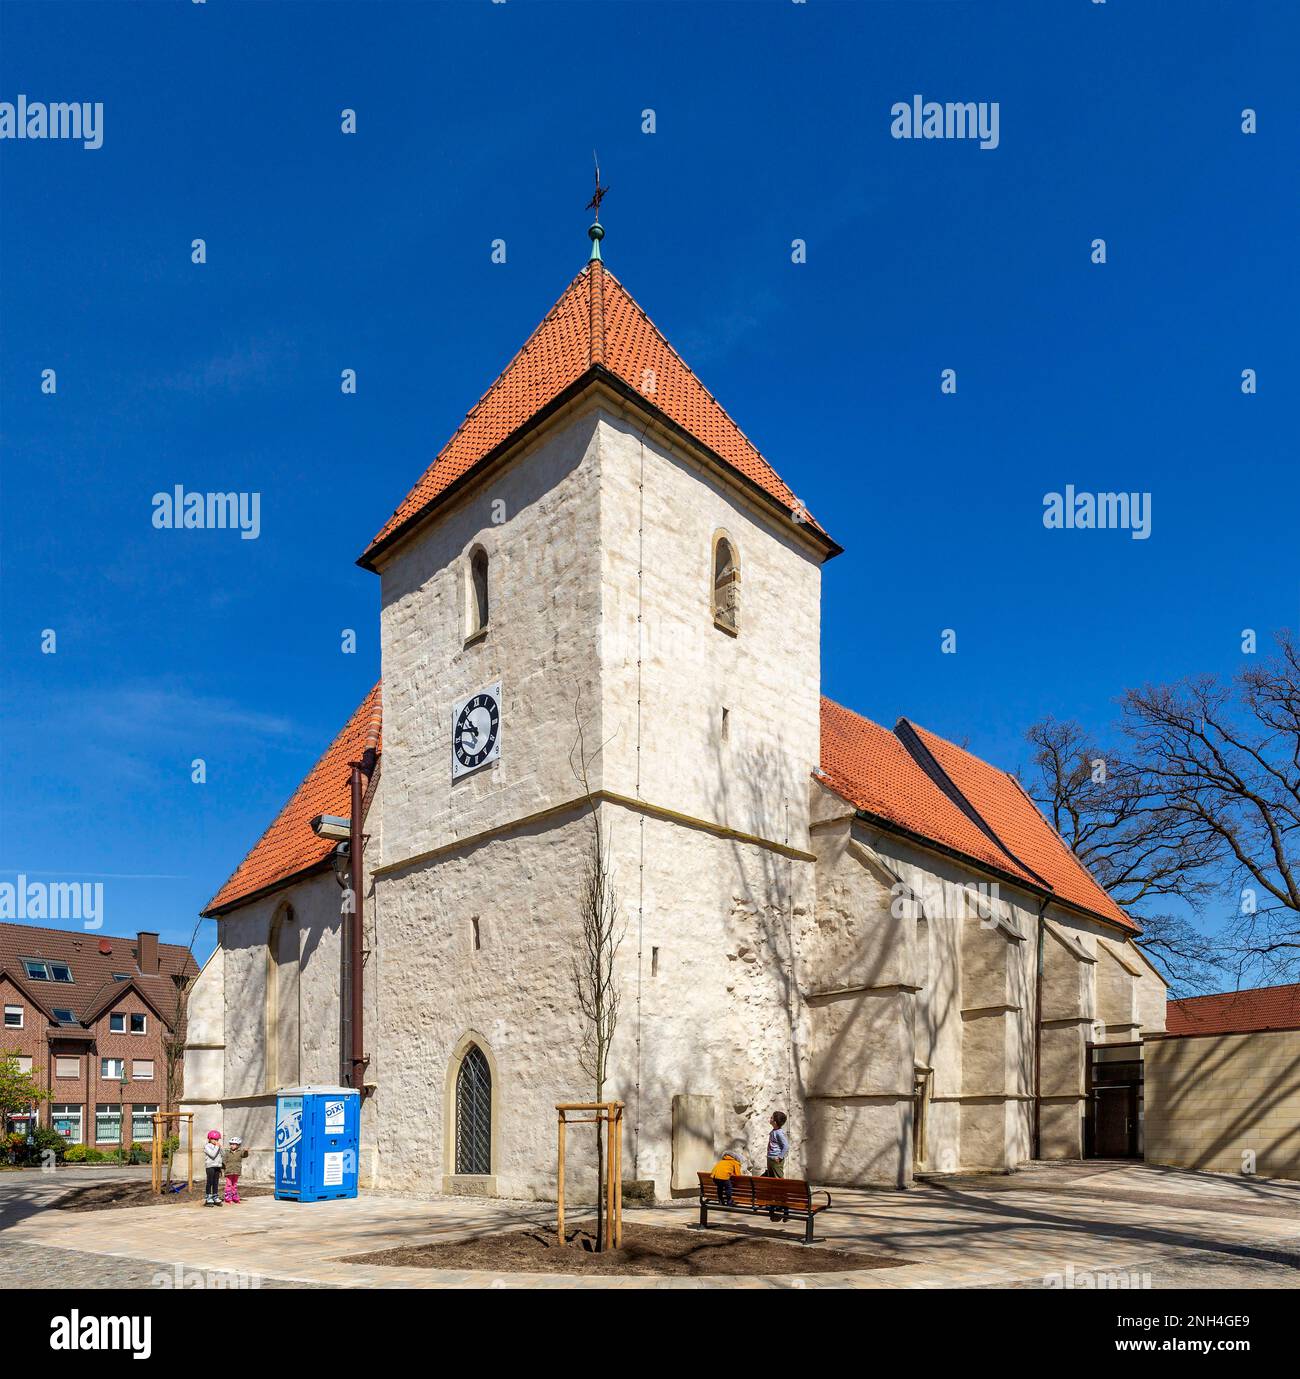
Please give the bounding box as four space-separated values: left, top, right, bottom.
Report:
594 1120 604 1252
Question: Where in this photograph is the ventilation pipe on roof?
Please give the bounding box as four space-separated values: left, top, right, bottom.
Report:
347 702 382 1093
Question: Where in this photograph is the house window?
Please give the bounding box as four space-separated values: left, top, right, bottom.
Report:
55 1056 80 1079
131 1104 158 1143
23 958 49 981
101 1058 125 1080
5 1107 35 1135
712 534 739 633
111 973 129 982
129 1014 147 1035
4 1006 22 1029
109 1013 126 1034
53 1008 76 1025
467 547 490 638
95 1104 122 1144
51 1105 83 1143
455 1044 492 1176
14 1056 33 1075
50 962 73 983
132 1060 154 1081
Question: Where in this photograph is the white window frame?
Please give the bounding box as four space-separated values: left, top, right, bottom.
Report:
49 962 73 983
22 958 50 981
4 1005 23 1029
131 1059 154 1081
129 1013 147 1035
95 1104 122 1144
55 1055 80 1079
130 1104 158 1143
108 1013 126 1034
100 1057 125 1080
15 1055 33 1075
52 1104 83 1144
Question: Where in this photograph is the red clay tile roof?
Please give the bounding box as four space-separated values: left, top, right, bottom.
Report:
818 699 1041 888
360 263 829 567
0 923 196 1031
818 698 1137 933
203 682 382 916
1165 983 1300 1036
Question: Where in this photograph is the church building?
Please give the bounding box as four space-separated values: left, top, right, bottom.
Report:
186 225 1165 1198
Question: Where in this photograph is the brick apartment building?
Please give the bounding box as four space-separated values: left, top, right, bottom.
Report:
0 923 197 1150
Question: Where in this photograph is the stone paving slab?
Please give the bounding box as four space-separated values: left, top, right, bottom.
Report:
3 1162 1299 1289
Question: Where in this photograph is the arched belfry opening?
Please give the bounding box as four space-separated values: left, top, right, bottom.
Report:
468 546 490 638
712 533 739 633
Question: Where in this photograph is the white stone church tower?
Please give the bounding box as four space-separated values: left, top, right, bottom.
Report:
188 229 1164 1198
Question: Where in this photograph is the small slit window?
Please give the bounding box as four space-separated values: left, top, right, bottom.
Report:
468 547 490 638
712 535 739 633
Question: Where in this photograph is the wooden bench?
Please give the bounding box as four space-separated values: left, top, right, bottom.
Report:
697 1171 832 1243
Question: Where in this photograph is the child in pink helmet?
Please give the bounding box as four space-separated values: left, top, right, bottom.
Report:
204 1130 223 1206
223 1135 249 1204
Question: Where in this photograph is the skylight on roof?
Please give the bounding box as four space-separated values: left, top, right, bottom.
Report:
52 1008 76 1025
22 959 73 983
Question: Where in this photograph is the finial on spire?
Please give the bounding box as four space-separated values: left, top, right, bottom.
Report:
586 150 608 262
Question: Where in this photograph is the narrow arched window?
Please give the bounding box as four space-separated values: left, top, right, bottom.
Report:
455 1044 492 1175
712 535 739 633
469 548 490 636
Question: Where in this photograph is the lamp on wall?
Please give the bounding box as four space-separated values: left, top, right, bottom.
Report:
310 815 353 889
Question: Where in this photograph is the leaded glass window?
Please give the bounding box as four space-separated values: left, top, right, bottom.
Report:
455 1044 491 1175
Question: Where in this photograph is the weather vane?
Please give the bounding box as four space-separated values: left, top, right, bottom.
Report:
586 151 609 221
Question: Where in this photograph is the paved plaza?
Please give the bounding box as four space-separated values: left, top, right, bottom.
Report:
2 1161 1299 1289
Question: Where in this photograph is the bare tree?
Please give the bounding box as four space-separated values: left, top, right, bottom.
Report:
1119 630 1300 986
1021 717 1225 992
567 696 624 1250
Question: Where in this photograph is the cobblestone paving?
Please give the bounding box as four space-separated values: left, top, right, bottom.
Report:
2 1161 1298 1289
0 1239 307 1289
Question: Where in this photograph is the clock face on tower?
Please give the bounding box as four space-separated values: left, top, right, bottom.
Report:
451 682 502 779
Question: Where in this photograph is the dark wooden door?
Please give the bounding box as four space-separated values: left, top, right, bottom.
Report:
1093 1085 1138 1158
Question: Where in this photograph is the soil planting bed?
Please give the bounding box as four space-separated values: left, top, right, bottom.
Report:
344 1218 907 1277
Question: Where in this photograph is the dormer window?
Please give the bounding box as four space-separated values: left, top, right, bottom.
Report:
466 546 490 642
712 534 740 634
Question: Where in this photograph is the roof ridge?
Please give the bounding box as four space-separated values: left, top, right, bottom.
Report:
1172 982 1300 1003
599 267 797 504
368 271 593 545
0 920 190 958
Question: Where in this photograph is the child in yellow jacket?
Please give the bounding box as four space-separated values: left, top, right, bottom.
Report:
710 1150 744 1205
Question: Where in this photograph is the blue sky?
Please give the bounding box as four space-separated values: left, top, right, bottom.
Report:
1 0 1296 966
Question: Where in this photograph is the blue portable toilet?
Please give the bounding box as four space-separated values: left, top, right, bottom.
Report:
274 1085 360 1202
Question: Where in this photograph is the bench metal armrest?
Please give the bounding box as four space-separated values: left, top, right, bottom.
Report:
812 1189 833 1212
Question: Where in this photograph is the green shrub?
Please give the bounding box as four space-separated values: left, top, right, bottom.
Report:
32 1124 67 1162
64 1144 87 1163
83 1147 105 1164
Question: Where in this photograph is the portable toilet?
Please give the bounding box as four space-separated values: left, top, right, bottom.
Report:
274 1085 360 1202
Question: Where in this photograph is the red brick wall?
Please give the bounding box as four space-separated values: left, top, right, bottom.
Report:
2 974 176 1148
